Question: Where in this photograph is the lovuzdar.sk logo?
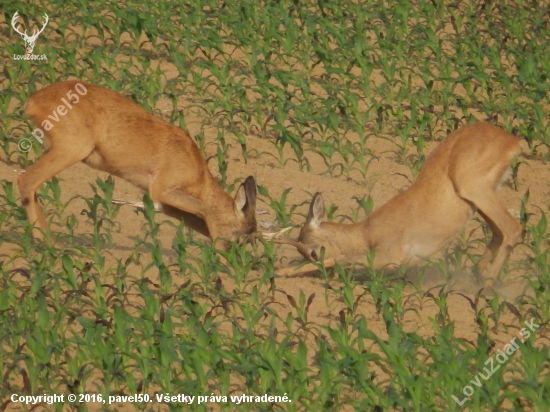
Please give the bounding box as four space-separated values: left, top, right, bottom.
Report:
11 10 49 61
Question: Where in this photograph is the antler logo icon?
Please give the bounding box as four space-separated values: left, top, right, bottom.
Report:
11 11 49 57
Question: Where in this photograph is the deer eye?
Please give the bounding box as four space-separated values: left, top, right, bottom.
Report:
310 250 318 261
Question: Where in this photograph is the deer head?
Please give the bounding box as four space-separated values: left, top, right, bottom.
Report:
11 11 49 56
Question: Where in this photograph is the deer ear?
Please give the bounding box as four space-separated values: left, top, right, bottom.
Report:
233 176 257 218
305 192 324 229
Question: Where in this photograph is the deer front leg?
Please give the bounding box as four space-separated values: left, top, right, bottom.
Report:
18 147 89 240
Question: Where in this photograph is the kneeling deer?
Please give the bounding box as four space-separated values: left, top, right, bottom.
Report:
274 122 523 286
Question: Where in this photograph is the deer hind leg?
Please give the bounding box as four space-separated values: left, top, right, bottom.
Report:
18 147 90 240
459 189 522 286
476 209 504 273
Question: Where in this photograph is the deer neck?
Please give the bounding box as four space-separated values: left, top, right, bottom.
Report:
200 175 235 220
322 221 368 256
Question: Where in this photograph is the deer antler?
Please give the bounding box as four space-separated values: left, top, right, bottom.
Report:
263 226 311 250
11 11 27 37
11 11 48 41
262 226 294 242
27 13 49 42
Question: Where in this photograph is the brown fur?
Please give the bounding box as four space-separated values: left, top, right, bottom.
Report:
276 122 523 286
19 81 257 249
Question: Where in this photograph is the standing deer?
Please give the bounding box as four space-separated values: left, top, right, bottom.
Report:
11 11 49 57
18 81 257 251
273 122 523 287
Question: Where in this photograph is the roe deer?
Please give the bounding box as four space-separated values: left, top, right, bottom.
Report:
273 122 523 287
18 81 257 250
